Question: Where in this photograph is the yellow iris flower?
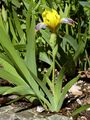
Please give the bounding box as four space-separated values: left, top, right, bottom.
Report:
42 9 60 32
35 9 75 32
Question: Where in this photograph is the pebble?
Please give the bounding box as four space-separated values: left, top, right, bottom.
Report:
36 106 45 113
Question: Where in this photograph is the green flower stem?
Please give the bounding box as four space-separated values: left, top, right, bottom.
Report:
52 55 55 95
49 33 57 95
49 33 59 110
66 24 69 35
49 33 57 49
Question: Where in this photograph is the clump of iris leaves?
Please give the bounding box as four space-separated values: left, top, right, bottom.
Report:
0 0 90 116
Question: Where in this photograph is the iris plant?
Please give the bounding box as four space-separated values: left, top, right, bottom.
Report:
0 8 80 112
34 9 79 112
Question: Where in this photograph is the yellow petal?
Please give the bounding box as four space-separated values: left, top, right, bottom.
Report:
42 9 60 32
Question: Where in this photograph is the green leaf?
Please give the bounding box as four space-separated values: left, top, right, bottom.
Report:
14 44 26 51
0 69 27 86
40 29 51 45
60 4 70 18
55 67 65 97
26 2 33 34
0 27 49 105
0 14 5 31
53 67 65 111
42 64 53 88
79 1 90 8
58 46 68 65
39 52 52 65
0 57 24 81
72 104 90 116
0 53 12 65
64 4 70 17
64 52 76 76
29 70 53 105
34 0 41 11
57 75 80 111
3 85 34 96
63 34 78 51
45 75 53 92
11 0 21 8
74 35 87 61
0 87 12 94
23 0 31 10
44 64 53 77
53 45 58 57
2 6 7 22
58 47 76 75
25 15 37 76
0 26 38 90
8 18 18 43
13 9 25 43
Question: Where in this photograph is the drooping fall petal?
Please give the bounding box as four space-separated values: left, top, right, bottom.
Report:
60 18 76 26
35 22 47 31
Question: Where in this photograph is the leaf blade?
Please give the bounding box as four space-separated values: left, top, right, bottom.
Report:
72 104 90 116
25 15 37 75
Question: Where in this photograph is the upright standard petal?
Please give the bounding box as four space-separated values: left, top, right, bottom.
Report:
42 9 60 32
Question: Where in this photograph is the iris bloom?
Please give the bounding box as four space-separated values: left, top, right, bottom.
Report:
35 9 76 33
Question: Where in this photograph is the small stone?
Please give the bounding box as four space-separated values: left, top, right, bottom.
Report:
36 106 45 113
8 95 18 100
66 107 71 110
80 116 87 120
69 84 82 96
77 80 83 84
76 99 82 105
87 108 90 111
47 114 72 120
86 98 90 104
